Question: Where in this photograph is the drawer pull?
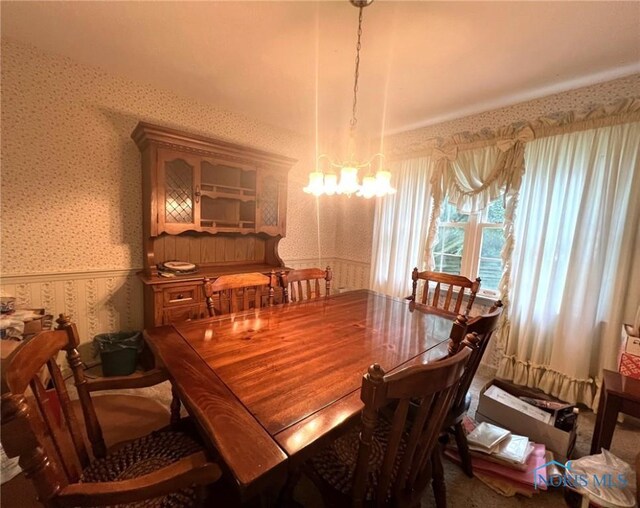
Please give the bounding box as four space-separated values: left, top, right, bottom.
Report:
169 295 192 303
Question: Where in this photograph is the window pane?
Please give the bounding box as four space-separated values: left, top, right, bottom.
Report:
441 254 462 275
436 226 464 256
442 200 469 223
486 198 505 224
480 227 504 259
478 259 502 291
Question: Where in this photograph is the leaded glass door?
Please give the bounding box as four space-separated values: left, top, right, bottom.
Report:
157 150 200 234
256 169 287 236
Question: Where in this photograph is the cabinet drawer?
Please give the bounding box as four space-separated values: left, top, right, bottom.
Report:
162 304 204 325
162 285 201 306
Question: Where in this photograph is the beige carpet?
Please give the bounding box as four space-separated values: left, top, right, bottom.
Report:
2 370 638 507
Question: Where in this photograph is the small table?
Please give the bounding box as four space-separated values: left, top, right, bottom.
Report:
591 369 640 454
144 290 454 500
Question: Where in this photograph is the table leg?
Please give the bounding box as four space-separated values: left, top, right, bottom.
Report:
591 392 620 455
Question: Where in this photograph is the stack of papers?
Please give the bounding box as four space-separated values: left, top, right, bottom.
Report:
466 422 533 470
467 422 510 453
445 443 548 495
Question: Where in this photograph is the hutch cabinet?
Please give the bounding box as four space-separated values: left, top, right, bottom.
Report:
132 122 296 327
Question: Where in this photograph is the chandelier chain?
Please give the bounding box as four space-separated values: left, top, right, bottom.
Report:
350 6 364 133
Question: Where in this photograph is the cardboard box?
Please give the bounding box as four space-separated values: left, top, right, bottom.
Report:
476 379 576 460
622 324 640 357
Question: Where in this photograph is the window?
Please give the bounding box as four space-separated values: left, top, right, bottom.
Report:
432 198 505 296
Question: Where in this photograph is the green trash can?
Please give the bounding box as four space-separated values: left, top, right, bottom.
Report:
93 332 143 377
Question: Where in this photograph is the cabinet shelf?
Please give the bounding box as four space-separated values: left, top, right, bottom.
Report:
200 187 256 202
199 220 256 229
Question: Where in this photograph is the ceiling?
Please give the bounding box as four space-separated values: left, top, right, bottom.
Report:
2 1 639 142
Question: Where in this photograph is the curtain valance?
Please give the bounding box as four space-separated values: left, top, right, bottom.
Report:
388 97 640 162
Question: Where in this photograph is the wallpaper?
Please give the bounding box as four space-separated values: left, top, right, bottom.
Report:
0 38 336 276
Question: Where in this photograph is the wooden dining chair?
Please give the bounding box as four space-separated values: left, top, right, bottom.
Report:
1 317 221 508
280 266 332 303
409 268 481 318
443 300 503 477
307 346 471 508
203 271 276 316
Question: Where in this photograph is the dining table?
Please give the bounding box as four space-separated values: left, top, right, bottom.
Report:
143 289 456 501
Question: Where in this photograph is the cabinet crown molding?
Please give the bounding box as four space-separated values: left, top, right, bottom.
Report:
131 122 297 170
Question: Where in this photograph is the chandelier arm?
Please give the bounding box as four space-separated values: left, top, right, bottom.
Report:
364 152 386 166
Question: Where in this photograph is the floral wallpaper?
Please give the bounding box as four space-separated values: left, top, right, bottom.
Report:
0 39 336 276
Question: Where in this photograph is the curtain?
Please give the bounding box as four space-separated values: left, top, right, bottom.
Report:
497 122 640 407
370 157 435 298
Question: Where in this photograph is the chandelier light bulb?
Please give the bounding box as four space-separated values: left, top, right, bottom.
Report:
374 170 396 197
337 166 361 196
358 175 377 199
324 173 338 195
303 171 325 196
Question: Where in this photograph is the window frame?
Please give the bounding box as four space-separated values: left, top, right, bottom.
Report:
432 200 504 298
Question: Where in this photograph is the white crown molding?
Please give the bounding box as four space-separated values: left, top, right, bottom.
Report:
387 65 640 136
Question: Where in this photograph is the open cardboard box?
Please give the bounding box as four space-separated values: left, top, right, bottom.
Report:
475 379 576 461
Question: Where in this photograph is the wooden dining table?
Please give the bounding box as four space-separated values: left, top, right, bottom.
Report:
143 289 456 501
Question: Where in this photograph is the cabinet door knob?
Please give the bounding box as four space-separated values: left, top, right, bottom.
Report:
177 294 184 299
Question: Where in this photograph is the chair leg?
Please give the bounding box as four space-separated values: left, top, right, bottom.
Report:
276 468 303 508
453 422 473 477
170 384 181 429
431 443 447 508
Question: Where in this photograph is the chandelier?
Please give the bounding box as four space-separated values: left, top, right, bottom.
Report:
304 0 396 199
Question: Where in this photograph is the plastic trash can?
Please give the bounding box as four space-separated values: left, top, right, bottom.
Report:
93 331 142 377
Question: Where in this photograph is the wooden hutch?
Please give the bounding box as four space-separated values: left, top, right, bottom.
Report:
132 122 296 327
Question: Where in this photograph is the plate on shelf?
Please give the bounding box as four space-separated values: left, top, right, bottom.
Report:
159 261 198 274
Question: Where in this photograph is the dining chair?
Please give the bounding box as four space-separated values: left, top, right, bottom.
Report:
443 300 503 477
1 317 221 508
280 266 332 303
203 271 276 316
409 268 481 318
307 346 471 508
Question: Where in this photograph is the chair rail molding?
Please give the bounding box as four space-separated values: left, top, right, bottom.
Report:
0 258 371 345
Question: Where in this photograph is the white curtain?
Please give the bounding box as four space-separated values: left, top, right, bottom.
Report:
370 157 435 298
498 122 640 407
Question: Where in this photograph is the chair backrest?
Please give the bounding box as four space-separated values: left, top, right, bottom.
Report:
203 271 275 316
448 301 503 411
352 347 471 507
410 268 481 317
280 266 332 303
1 315 106 505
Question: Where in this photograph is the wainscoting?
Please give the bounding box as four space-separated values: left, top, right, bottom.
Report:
1 269 144 347
286 257 371 293
0 257 372 346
